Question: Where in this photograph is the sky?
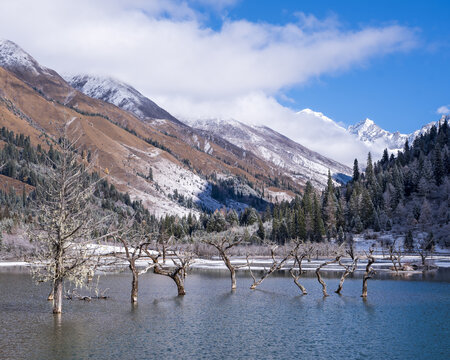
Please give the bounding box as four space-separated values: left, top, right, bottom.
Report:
0 0 448 165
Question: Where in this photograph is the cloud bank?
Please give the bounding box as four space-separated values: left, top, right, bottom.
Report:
0 0 417 165
437 105 450 115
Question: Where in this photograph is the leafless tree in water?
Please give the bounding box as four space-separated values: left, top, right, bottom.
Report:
315 255 342 297
27 133 115 314
387 238 403 274
108 221 156 303
144 245 194 296
202 231 248 291
335 242 359 295
289 247 310 295
248 242 300 290
361 249 375 298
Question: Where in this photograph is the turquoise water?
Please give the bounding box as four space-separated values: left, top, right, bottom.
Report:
0 270 449 360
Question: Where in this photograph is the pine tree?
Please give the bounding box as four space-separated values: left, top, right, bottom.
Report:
361 188 374 227
353 159 360 182
257 219 265 240
381 148 389 166
366 152 375 185
323 170 337 237
432 148 444 186
337 226 344 244
313 194 325 241
226 209 239 227
404 230 414 251
148 167 153 181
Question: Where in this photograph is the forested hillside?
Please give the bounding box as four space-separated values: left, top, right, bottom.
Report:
1 118 449 256
269 119 449 246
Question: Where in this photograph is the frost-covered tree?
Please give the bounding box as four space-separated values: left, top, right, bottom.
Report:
28 135 113 314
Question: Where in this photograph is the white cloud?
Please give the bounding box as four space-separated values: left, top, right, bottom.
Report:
437 105 450 115
161 92 377 165
0 0 417 165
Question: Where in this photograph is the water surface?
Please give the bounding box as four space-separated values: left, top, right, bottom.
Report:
0 270 449 360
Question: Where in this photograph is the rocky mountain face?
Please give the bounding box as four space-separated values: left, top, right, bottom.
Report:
187 118 351 189
348 116 449 152
0 40 246 216
0 39 353 216
66 74 352 189
65 74 182 125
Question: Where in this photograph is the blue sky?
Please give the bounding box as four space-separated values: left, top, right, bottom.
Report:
191 0 450 133
0 0 448 164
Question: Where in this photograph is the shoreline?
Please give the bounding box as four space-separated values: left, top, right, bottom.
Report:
1 253 449 272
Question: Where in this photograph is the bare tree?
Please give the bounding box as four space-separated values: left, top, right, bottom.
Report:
27 135 114 313
335 243 359 295
387 238 403 274
110 222 155 303
289 252 308 295
144 246 194 296
416 234 435 269
202 232 246 291
361 249 375 298
157 228 173 264
315 255 341 297
248 243 299 290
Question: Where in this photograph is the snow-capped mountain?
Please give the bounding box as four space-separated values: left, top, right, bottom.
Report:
348 118 409 150
66 74 352 189
0 38 48 75
65 74 181 124
348 116 449 152
0 38 68 92
188 118 352 189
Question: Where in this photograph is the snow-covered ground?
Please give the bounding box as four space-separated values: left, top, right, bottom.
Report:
2 252 449 271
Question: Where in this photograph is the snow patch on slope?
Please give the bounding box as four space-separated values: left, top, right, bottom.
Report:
187 118 351 189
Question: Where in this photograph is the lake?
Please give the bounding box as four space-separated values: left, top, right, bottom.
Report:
0 269 449 360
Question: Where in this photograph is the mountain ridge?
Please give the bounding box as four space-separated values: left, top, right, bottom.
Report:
348 116 449 151
67 73 352 189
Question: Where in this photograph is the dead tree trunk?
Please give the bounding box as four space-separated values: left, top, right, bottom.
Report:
249 244 298 290
335 257 358 295
362 251 375 298
203 235 244 291
227 259 237 291
153 262 187 296
172 270 186 296
53 278 63 314
289 254 307 295
315 256 341 297
145 248 192 296
112 234 154 304
388 240 403 274
388 244 399 274
131 267 138 303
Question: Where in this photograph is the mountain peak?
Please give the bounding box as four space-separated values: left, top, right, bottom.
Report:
0 39 47 75
66 73 179 123
349 116 448 152
297 108 336 124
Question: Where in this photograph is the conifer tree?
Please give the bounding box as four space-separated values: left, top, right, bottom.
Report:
353 159 360 182
323 170 337 237
404 230 414 251
257 218 265 240
313 194 325 241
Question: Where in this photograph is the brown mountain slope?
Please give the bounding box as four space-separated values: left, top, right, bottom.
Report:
0 64 294 214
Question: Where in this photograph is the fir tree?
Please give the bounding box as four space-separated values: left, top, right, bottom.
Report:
257 219 265 240
404 230 414 251
353 159 360 182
